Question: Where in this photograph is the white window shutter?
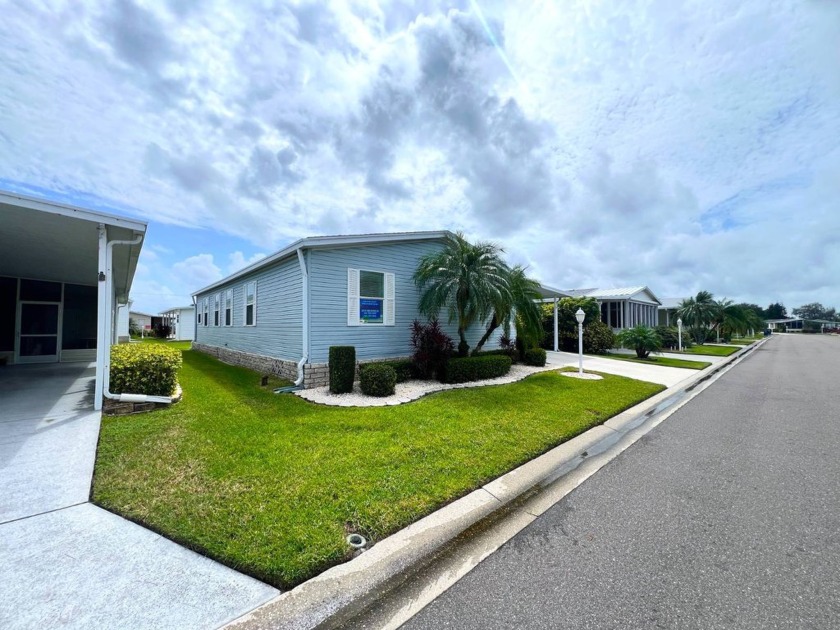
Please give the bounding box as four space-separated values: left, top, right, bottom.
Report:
384 272 395 326
347 268 360 326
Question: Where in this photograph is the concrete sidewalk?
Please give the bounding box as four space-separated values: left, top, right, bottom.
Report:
0 363 277 630
547 350 698 386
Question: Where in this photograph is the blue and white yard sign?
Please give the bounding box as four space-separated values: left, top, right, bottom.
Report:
359 298 383 323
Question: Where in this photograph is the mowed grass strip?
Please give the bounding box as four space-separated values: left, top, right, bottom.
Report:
673 344 740 357
601 353 710 370
92 349 663 589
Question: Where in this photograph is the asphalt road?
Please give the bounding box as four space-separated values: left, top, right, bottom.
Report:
401 335 840 629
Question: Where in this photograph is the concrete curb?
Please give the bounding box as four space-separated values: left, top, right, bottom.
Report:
224 338 769 630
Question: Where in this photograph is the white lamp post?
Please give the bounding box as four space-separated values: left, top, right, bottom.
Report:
677 317 683 352
575 308 585 375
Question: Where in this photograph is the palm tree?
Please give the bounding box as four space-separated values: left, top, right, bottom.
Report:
617 325 663 359
473 265 543 354
677 290 717 344
413 232 510 356
711 299 749 340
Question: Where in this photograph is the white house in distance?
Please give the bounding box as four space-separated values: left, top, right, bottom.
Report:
658 297 686 326
565 286 662 331
160 306 196 341
0 190 146 410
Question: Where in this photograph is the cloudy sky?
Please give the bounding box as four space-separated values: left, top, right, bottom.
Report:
1 0 838 314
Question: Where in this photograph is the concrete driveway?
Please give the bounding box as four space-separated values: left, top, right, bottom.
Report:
0 362 278 630
547 350 698 387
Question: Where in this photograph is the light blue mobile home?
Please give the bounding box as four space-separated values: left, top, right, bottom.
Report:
192 231 500 388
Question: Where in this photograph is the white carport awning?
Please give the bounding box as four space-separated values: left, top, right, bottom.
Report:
0 192 145 302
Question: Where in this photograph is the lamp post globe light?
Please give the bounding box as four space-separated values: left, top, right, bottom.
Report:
575 308 585 375
677 317 683 352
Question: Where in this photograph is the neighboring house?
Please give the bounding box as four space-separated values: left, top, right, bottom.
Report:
0 190 146 410
160 306 196 341
658 297 687 327
564 286 662 331
191 231 506 388
766 318 803 331
129 310 155 334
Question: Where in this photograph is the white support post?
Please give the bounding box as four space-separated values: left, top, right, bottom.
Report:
94 225 108 411
553 298 559 353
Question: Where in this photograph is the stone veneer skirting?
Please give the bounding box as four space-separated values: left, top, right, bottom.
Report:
192 343 410 389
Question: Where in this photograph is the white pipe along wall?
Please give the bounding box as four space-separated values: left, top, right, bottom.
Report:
100 226 172 405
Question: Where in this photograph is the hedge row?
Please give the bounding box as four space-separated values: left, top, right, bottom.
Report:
440 354 512 384
110 343 182 397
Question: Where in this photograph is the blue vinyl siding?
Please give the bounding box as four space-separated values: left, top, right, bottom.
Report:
307 241 501 363
194 256 302 360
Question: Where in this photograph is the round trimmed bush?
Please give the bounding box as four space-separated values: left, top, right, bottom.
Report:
523 347 547 367
359 363 397 397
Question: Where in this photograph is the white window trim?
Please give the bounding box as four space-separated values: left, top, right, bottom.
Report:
213 293 221 327
203 297 209 327
224 289 233 327
244 281 257 327
347 268 395 327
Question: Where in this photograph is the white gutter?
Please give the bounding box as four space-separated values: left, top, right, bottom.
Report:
97 224 173 406
294 248 309 386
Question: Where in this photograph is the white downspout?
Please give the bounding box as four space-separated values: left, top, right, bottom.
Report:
553 297 559 352
294 248 309 386
100 228 173 405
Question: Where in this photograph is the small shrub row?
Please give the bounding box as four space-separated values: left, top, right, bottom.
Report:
359 363 397 397
110 343 182 397
440 354 512 384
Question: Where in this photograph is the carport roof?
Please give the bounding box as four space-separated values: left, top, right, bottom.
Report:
0 191 147 301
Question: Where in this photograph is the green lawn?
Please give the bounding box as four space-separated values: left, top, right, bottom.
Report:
727 339 757 346
93 349 663 589
673 344 740 357
600 353 711 370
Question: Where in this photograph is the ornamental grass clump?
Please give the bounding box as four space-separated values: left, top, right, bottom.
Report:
110 343 182 397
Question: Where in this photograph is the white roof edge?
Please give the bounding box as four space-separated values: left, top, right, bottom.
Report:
0 190 148 233
537 283 573 299
160 305 195 312
192 230 454 296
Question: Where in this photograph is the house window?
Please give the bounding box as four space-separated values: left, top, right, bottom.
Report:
244 281 256 326
197 307 201 325
214 293 220 326
224 289 233 326
347 268 395 326
203 297 209 326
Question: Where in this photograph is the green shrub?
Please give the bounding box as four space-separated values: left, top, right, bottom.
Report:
329 346 356 394
440 355 512 384
523 347 547 366
617 325 662 359
359 363 397 397
359 360 415 383
583 320 615 354
472 348 517 360
110 343 182 397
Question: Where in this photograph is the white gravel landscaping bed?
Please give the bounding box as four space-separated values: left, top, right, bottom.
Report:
295 363 562 407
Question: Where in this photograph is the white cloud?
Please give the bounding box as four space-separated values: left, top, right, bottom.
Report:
227 251 266 275
1 0 839 308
